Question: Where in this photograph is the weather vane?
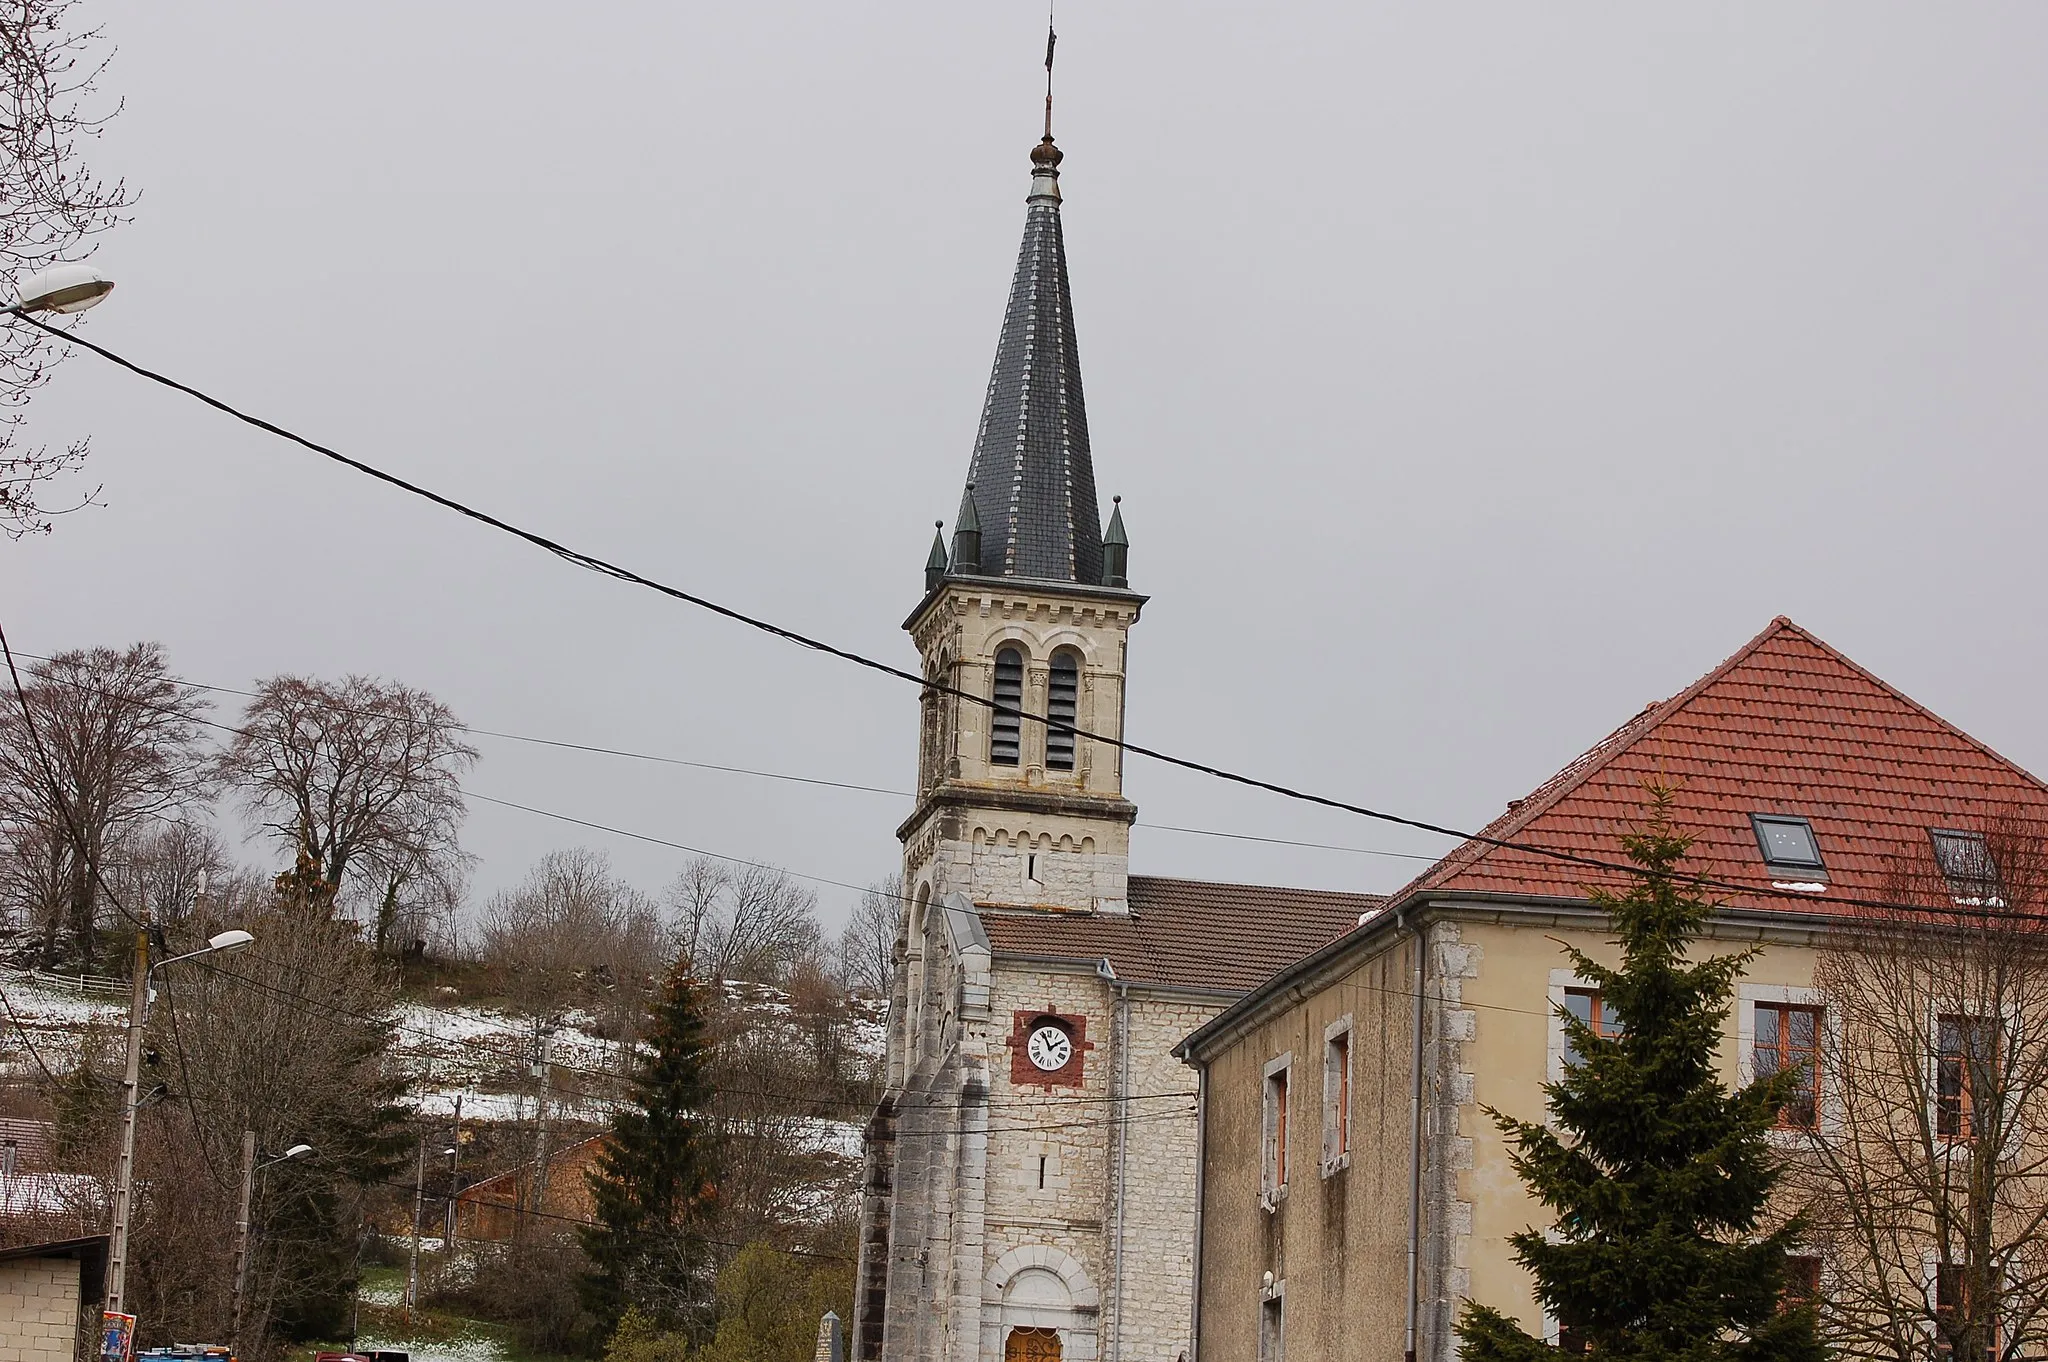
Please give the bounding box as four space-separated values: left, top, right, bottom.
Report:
1044 5 1057 140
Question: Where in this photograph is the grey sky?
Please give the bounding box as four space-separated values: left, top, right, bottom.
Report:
12 3 2048 928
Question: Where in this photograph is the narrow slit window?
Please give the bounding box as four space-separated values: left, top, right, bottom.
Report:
1046 652 1079 771
1259 1295 1284 1362
1323 1027 1351 1165
991 647 1024 766
1263 1064 1291 1195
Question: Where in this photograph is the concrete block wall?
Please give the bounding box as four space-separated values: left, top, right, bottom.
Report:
0 1256 82 1362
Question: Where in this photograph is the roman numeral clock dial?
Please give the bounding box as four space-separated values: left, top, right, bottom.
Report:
1027 1023 1073 1072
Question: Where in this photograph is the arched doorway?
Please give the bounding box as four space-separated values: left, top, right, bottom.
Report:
1006 1326 1061 1362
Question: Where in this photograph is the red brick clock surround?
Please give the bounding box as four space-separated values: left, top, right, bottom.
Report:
1008 1010 1092 1088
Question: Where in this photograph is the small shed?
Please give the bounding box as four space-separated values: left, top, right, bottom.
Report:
0 1233 108 1362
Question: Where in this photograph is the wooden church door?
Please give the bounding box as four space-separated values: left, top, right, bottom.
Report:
1004 1326 1062 1362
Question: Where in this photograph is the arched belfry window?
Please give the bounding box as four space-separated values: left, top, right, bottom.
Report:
991 647 1024 767
1046 651 1080 771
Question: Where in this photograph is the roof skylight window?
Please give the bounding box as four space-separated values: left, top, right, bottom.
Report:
1752 815 1825 872
1929 829 2000 900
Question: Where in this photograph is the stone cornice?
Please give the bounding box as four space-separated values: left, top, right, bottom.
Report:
896 780 1137 843
903 574 1148 637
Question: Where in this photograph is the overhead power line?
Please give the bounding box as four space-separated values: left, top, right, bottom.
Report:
32 319 2030 923
5 645 1441 866
10 314 1654 883
7 617 2047 944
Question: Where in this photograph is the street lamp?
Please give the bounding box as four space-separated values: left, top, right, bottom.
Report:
7 262 114 315
234 1139 314 1335
106 923 257 1317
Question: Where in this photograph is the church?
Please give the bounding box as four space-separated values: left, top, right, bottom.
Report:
852 122 1378 1362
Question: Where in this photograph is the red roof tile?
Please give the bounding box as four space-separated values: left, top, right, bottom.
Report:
979 875 1382 992
1393 618 2048 913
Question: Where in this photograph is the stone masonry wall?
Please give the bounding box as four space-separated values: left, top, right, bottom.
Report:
983 965 1116 1360
979 962 1223 1362
0 1256 82 1362
1110 995 1223 1362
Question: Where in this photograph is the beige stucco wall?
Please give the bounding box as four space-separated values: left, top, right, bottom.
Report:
1190 910 1829 1362
0 1256 83 1362
1195 932 1419 1362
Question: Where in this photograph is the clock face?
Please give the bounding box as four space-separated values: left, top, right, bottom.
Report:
1026 1023 1073 1072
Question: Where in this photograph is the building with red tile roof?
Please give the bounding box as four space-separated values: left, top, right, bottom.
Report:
1177 616 2048 1362
1400 615 2048 914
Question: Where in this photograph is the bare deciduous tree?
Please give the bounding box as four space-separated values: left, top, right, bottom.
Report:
111 820 233 929
150 870 413 1351
482 848 663 1045
661 858 821 985
0 643 212 966
215 674 477 925
0 0 130 538
836 875 901 998
1795 811 2048 1362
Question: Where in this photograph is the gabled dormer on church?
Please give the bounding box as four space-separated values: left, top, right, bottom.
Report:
900 131 1143 919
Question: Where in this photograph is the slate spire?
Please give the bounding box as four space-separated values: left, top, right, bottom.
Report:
954 132 1106 585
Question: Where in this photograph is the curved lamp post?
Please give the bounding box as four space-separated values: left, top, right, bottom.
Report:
107 926 256 1316
234 1140 314 1333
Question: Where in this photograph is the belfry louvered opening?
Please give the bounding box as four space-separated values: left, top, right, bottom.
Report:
991 647 1024 766
1046 651 1080 771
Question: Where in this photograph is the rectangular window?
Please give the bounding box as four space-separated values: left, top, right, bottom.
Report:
1938 1016 1999 1140
1754 1003 1823 1129
1782 1256 1821 1313
1752 814 1825 873
1323 1026 1351 1168
1258 1294 1284 1362
1562 988 1620 1067
1937 1262 1998 1362
1262 1064 1290 1196
1931 830 2000 900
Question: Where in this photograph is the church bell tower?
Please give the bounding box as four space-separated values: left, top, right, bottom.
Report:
900 129 1142 918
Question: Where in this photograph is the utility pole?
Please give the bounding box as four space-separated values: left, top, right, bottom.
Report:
444 1094 463 1246
406 1135 425 1310
527 1034 551 1234
231 1130 256 1335
105 907 151 1317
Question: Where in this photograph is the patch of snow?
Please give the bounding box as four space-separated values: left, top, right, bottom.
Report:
354 1333 509 1362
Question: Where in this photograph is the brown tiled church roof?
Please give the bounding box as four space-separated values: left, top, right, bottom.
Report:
980 875 1383 993
1392 616 2048 913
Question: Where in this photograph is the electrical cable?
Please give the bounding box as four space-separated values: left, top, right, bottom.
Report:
12 637 2033 928
0 973 62 1082
7 647 1433 862
4 314 1749 889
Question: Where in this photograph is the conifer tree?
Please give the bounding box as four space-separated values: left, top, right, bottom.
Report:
1458 791 1825 1362
581 958 719 1334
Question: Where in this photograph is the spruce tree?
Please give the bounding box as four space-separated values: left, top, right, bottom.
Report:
581 958 719 1335
1458 791 1825 1362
